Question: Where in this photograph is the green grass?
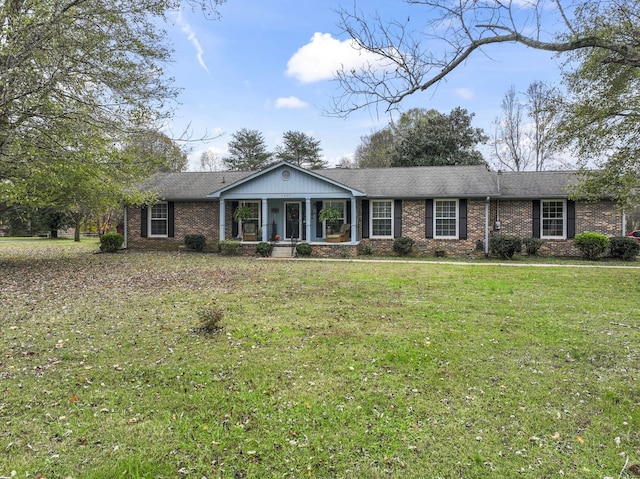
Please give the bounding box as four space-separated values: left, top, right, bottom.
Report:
1 240 639 478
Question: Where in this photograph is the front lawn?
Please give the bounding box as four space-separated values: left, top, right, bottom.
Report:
1 242 639 478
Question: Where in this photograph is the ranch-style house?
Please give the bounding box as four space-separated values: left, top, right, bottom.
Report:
125 161 624 257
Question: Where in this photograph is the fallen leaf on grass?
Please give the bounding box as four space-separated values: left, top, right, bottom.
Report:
627 464 640 476
576 435 584 444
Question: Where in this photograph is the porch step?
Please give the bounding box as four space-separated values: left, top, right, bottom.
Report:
271 245 295 258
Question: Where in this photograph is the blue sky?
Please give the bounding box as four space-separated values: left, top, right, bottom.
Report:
163 0 565 170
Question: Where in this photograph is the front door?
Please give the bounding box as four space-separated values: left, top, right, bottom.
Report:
285 202 301 240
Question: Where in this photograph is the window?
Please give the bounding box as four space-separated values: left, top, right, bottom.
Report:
435 200 458 238
371 200 392 237
322 200 345 235
240 201 261 230
542 200 565 238
149 203 168 237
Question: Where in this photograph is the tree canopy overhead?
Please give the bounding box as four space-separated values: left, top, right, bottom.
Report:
0 0 224 209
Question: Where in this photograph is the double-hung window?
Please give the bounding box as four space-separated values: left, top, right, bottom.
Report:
240 201 261 228
371 200 392 237
541 200 565 238
434 199 458 238
149 203 168 237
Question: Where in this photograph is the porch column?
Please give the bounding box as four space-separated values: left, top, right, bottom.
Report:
262 197 269 242
350 198 357 242
219 199 226 241
305 197 311 242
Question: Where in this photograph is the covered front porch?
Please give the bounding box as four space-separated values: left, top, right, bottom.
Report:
208 162 364 244
221 197 357 244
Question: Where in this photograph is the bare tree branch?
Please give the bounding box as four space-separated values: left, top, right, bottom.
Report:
332 0 640 116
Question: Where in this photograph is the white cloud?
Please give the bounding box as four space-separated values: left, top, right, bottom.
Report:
275 96 308 109
286 32 380 83
175 10 209 73
454 88 474 100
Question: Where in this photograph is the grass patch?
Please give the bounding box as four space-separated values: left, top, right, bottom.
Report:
1 242 639 478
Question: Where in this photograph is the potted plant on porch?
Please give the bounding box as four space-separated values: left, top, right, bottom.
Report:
233 205 254 239
318 205 342 235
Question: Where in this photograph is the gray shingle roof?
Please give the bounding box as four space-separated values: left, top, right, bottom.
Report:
137 171 252 200
136 163 581 200
317 165 498 198
498 171 579 198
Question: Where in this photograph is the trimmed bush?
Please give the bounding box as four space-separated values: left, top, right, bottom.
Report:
256 241 273 257
573 232 609 261
359 244 373 256
490 234 522 259
522 237 545 256
295 242 312 257
99 233 124 253
219 240 241 256
393 236 414 256
184 234 206 252
609 236 640 261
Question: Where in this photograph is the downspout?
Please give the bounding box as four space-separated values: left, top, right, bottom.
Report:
485 197 490 257
622 210 626 236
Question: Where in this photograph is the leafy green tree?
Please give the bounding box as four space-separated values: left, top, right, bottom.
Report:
354 128 394 168
388 108 487 167
0 0 223 208
224 129 273 171
32 208 74 239
557 4 640 208
121 131 189 174
275 131 326 169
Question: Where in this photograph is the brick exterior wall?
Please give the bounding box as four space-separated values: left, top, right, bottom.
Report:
127 198 622 258
127 202 219 251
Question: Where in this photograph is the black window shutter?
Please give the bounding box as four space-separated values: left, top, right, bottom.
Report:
459 199 467 240
316 201 323 238
394 200 402 238
567 200 576 239
425 199 433 239
140 207 148 237
231 201 238 238
346 200 351 224
362 200 370 238
532 200 541 238
167 202 175 238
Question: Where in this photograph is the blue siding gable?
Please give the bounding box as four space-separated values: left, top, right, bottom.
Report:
208 162 363 200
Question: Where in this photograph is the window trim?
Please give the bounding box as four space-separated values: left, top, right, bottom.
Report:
541 199 566 239
148 202 168 238
434 199 459 239
370 199 394 238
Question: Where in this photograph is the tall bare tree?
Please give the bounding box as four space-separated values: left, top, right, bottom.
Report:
491 86 529 172
492 82 561 171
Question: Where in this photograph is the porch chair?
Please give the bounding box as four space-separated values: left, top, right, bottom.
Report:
242 222 258 241
326 224 350 243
